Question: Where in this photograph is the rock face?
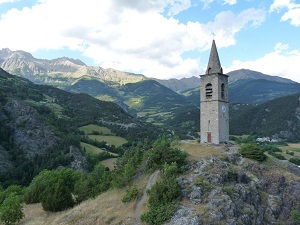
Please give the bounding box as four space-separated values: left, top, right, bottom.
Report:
0 98 87 173
3 99 59 158
167 146 300 225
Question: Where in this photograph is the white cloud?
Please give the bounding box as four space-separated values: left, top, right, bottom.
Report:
0 0 265 79
0 0 16 4
226 43 300 83
206 8 266 48
201 0 237 8
165 0 192 16
223 0 237 5
270 0 300 26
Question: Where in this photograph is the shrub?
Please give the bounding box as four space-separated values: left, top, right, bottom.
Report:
24 168 82 212
239 143 267 161
146 135 188 170
141 163 182 225
291 210 300 224
122 186 140 203
289 157 300 166
0 193 24 225
223 187 234 197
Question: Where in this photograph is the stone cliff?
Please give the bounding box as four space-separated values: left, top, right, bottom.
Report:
168 145 300 225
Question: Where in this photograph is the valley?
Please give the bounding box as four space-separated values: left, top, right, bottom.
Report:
1 51 300 225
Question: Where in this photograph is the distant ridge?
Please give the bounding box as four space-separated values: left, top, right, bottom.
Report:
0 48 146 87
227 69 295 84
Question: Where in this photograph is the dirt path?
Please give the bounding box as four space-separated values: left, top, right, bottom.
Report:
133 170 160 225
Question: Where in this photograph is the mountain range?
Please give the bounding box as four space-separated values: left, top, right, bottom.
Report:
1 48 300 141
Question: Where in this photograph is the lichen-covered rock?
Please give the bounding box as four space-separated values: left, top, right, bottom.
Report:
172 145 300 225
164 207 201 225
4 99 59 158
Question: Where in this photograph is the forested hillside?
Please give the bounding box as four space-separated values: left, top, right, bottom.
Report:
0 68 157 186
230 93 300 141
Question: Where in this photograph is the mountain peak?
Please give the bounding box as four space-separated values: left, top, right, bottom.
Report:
0 48 34 60
54 57 86 66
228 69 296 84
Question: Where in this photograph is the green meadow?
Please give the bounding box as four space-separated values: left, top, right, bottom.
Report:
79 124 113 135
88 135 127 147
80 142 118 156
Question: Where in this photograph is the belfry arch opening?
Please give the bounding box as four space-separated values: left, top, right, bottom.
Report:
205 83 213 99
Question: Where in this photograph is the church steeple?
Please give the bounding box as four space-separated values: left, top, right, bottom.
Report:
206 40 223 74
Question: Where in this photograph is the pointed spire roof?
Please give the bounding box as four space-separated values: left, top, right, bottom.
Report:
206 40 223 74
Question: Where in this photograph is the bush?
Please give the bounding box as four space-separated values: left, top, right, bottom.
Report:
239 143 267 161
289 157 300 166
146 135 188 170
0 193 24 225
74 163 111 202
291 210 300 224
24 168 82 212
141 163 182 225
122 186 140 203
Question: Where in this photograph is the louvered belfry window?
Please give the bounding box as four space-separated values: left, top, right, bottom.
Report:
205 83 212 98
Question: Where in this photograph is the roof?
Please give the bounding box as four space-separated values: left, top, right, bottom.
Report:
206 40 223 74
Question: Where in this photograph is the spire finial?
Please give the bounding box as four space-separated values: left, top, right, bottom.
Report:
211 31 216 40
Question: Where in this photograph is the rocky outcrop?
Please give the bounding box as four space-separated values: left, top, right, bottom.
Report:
3 99 59 158
168 146 300 225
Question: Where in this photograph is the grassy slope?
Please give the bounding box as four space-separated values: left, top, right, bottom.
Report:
19 142 221 225
80 142 118 156
79 124 113 135
20 174 151 225
87 135 127 147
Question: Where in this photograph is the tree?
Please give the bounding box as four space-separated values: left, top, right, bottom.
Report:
239 143 267 161
146 134 187 169
0 193 24 225
24 168 81 212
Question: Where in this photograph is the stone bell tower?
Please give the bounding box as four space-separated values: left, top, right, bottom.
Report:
200 40 229 144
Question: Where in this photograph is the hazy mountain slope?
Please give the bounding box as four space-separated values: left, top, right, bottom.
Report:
119 80 192 125
153 76 200 92
229 79 300 104
64 77 120 102
227 68 295 84
230 93 300 141
184 78 300 106
155 69 296 93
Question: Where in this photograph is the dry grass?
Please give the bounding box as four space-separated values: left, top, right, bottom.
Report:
101 158 117 170
19 173 153 225
20 190 135 225
177 140 224 161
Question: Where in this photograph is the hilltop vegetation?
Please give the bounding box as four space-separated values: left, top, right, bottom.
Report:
1 141 300 225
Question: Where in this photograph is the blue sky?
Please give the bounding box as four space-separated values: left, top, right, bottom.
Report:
0 0 300 82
